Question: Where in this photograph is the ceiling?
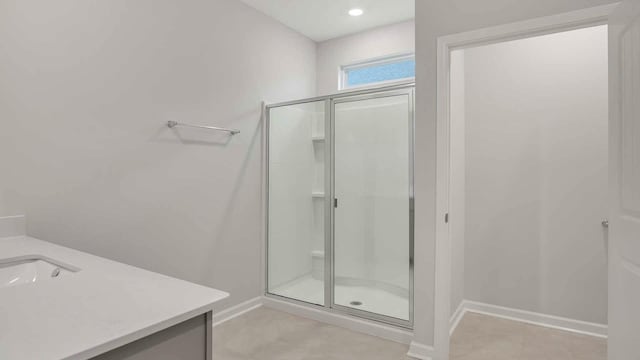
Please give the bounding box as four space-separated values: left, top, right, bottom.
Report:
239 0 415 42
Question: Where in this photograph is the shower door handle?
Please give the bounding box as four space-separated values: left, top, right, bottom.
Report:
334 198 338 208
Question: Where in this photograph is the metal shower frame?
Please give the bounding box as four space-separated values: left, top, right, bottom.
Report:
263 81 415 329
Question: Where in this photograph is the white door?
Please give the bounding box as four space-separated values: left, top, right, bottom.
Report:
608 1 640 359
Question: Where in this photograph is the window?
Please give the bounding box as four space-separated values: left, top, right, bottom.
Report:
340 54 415 90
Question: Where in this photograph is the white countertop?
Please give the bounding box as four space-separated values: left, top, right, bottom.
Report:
0 235 229 360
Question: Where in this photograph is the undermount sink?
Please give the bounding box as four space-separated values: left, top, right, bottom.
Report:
0 255 78 288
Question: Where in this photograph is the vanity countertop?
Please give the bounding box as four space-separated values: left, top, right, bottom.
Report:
0 235 229 360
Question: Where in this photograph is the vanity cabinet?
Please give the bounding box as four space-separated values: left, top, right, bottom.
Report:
92 311 212 360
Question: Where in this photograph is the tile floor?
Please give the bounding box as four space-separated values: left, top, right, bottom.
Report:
213 307 607 360
450 312 607 360
213 307 411 360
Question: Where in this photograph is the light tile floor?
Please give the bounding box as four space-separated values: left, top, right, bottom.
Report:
450 312 607 360
213 307 411 360
213 307 607 360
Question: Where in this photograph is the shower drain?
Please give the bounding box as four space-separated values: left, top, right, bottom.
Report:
349 301 363 306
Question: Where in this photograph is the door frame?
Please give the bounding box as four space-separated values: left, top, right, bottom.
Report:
433 4 618 359
263 82 416 329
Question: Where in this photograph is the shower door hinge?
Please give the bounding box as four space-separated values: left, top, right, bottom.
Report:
445 213 449 223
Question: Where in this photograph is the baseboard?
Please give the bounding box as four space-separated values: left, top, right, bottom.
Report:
262 295 414 344
449 301 466 335
407 341 435 360
458 300 608 338
212 296 262 327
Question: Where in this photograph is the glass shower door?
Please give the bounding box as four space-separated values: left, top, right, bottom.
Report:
267 100 327 306
332 90 413 324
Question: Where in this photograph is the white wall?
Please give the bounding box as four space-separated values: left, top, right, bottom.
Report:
316 20 415 95
0 194 6 217
0 0 316 310
414 0 619 350
461 26 608 324
449 50 466 317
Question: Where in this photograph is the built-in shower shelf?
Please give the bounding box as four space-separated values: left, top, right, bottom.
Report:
311 192 325 198
312 136 325 142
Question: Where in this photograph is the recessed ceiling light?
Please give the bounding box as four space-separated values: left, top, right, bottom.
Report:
348 8 364 17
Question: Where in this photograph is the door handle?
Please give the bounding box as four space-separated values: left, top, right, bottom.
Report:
334 198 338 208
602 219 609 228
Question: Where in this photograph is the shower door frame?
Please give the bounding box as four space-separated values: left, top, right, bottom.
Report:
264 81 415 329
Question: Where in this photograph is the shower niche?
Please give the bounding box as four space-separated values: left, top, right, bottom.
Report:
266 85 414 328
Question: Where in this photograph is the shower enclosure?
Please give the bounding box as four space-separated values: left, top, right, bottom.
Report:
265 83 414 328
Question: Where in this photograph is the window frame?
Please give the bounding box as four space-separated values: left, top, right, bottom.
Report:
339 52 416 91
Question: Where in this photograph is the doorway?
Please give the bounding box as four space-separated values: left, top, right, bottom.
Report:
448 25 608 359
433 6 615 360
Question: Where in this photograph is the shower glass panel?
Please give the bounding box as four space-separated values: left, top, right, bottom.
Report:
332 92 412 322
267 100 326 306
